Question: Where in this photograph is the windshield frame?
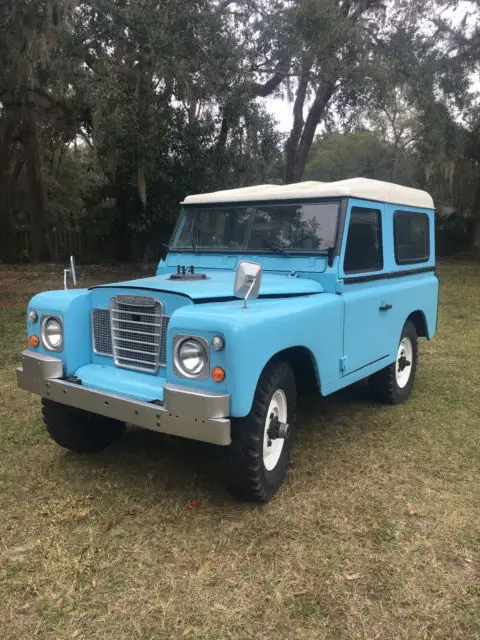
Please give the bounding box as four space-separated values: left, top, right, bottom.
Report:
169 197 346 257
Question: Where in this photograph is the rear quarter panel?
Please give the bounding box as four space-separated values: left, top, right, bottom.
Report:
381 202 438 346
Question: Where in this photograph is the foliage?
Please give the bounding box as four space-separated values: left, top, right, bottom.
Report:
0 0 479 262
305 130 419 186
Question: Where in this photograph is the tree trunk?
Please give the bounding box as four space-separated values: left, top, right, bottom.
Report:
285 54 312 184
285 80 336 183
23 108 50 261
471 177 480 255
0 110 20 261
215 112 229 153
0 140 13 261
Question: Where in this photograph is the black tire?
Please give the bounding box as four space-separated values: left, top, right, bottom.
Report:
225 359 296 502
42 399 125 453
369 319 418 405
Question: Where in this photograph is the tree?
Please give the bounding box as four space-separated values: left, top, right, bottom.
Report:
282 0 460 184
305 129 419 185
0 0 78 261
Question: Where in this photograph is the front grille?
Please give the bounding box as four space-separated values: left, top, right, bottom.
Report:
91 296 169 372
111 295 163 373
92 308 112 355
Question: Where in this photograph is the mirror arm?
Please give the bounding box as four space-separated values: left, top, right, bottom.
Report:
64 256 78 290
243 277 257 309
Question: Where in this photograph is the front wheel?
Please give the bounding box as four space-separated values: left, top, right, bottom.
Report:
42 399 125 453
225 359 296 502
369 319 418 404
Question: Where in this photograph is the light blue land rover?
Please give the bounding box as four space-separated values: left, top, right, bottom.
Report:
17 178 439 501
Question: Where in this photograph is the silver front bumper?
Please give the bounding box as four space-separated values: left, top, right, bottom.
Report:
16 351 231 446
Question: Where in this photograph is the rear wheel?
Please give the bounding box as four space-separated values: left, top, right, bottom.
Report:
42 399 125 453
225 359 296 502
369 320 418 404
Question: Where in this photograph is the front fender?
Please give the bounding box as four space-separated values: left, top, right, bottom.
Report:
27 289 92 375
170 294 343 417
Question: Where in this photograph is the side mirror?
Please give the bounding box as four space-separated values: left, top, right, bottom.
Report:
234 261 263 308
64 255 78 290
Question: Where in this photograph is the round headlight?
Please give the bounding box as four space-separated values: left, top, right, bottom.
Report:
41 317 63 351
177 338 207 376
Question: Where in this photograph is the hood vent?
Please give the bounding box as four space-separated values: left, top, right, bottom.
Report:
169 265 207 281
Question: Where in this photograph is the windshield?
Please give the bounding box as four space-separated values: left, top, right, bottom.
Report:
170 201 340 253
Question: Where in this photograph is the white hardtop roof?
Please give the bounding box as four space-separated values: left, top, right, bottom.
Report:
182 177 434 210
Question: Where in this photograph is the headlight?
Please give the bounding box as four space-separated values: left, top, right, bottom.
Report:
173 336 209 379
41 316 64 352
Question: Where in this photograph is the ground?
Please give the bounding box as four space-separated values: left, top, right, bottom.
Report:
0 262 479 640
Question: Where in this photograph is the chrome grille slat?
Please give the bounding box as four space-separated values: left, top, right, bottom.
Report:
113 345 160 357
111 309 158 318
110 327 160 338
111 336 159 347
111 318 162 328
113 354 157 365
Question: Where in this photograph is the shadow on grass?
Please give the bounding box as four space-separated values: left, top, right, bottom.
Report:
55 380 382 504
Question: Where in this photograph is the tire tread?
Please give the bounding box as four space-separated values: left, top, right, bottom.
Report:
42 399 125 453
369 320 418 405
225 359 296 502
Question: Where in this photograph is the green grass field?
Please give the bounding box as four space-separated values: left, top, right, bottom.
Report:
1 262 479 639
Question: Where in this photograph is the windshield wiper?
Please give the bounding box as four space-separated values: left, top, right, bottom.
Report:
262 239 289 255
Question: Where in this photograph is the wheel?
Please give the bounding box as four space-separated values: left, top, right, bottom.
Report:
369 319 418 404
42 399 125 453
225 359 296 502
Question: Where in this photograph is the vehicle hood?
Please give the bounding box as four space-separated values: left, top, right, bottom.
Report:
90 271 323 301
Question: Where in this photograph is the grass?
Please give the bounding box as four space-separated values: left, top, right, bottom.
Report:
1 261 480 639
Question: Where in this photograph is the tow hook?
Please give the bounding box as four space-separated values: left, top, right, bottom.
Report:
266 414 290 447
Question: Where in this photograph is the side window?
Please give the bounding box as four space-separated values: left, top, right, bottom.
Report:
394 211 430 264
344 207 383 273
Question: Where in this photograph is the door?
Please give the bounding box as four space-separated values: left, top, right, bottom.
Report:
340 201 392 375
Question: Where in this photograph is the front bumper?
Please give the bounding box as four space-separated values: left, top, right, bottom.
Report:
16 351 231 446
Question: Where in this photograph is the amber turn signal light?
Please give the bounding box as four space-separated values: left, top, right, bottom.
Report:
29 335 40 348
211 367 225 382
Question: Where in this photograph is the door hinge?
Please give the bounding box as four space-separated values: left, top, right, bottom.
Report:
340 356 348 373
335 279 344 294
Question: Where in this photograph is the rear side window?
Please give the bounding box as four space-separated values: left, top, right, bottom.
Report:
344 207 383 273
394 211 430 264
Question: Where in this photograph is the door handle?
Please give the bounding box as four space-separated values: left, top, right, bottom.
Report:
379 303 393 311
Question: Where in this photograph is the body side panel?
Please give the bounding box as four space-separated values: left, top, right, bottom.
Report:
338 199 437 376
169 294 344 417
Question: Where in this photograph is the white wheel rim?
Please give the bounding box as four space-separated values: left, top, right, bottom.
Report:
263 389 288 471
396 337 413 389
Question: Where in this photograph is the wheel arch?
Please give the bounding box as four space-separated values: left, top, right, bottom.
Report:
263 346 320 397
406 310 429 338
